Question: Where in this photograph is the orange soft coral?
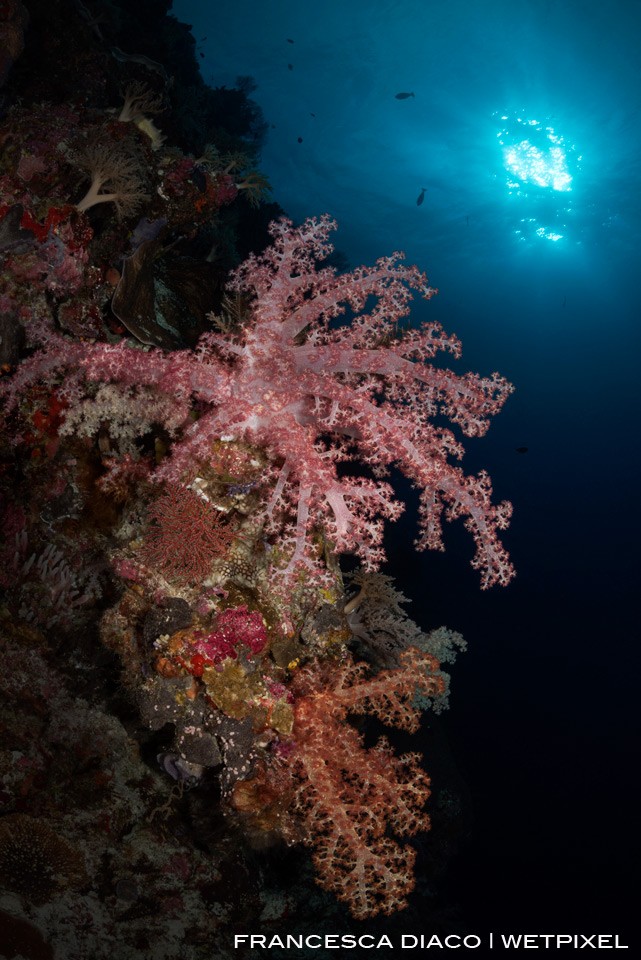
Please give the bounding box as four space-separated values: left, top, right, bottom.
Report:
239 648 445 919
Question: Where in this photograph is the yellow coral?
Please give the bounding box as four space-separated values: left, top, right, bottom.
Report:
202 660 262 720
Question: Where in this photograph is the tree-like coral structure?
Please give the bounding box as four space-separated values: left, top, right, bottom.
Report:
74 139 149 217
2 215 514 588
234 647 445 919
141 485 235 583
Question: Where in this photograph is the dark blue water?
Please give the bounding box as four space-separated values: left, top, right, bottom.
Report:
175 0 639 943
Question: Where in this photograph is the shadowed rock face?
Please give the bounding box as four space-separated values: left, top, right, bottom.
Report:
0 2 29 88
0 307 25 367
111 237 224 348
0 908 54 960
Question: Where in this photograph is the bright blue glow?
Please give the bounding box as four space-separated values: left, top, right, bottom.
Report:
535 227 563 242
503 141 571 191
497 115 574 194
496 113 579 244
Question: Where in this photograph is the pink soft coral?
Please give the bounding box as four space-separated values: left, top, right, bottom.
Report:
194 606 268 663
1 215 514 586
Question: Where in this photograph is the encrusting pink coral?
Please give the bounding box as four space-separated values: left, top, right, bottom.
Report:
1 215 514 587
188 605 268 665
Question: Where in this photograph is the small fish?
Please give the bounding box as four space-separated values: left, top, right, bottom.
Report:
286 38 294 43
416 187 427 206
515 446 529 454
297 136 303 143
288 63 294 70
310 112 316 117
395 91 415 100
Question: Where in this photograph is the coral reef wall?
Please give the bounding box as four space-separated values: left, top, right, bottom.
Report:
0 1 512 955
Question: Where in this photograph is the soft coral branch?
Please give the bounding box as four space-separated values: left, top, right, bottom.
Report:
1 215 514 586
264 648 445 919
74 141 149 218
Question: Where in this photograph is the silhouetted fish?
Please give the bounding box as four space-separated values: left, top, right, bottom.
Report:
416 187 427 206
287 63 294 70
395 91 415 99
286 38 294 43
515 446 529 454
297 136 303 143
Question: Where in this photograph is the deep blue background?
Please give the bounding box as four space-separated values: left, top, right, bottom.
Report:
175 0 639 940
